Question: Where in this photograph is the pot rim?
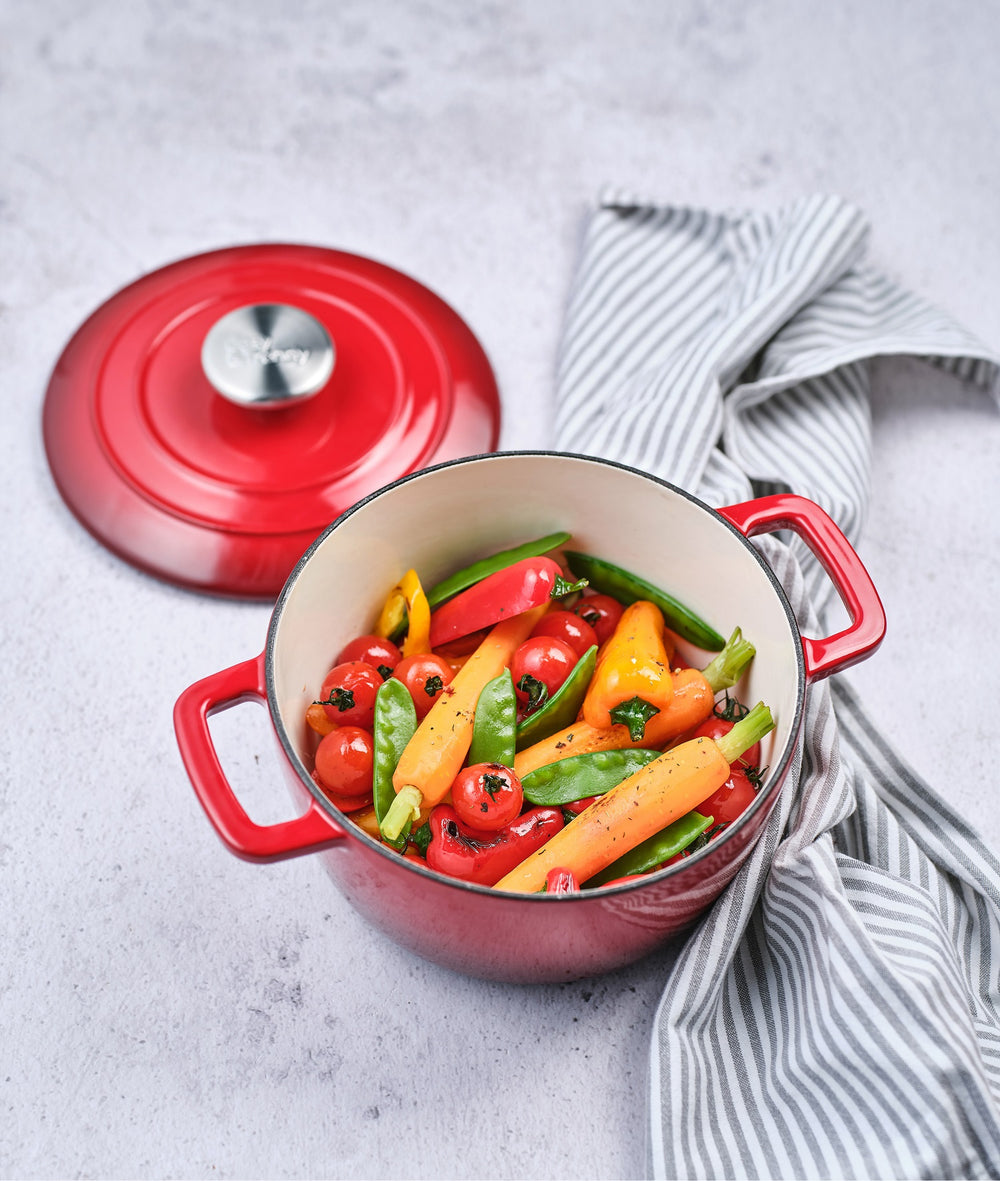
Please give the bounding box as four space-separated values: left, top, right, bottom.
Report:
265 449 806 900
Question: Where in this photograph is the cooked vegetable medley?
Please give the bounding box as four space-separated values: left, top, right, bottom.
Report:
305 535 774 892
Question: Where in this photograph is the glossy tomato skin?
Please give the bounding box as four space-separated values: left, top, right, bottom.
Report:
451 763 524 832
572 593 624 644
531 610 599 659
313 726 375 803
699 767 757 826
335 634 402 677
319 662 383 729
393 653 454 719
510 636 578 709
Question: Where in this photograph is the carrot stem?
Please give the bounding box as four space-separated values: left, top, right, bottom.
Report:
700 627 756 694
713 701 774 764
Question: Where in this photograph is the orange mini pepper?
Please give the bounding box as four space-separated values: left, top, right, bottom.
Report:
581 600 673 741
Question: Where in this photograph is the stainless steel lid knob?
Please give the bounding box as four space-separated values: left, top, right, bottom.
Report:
201 303 335 408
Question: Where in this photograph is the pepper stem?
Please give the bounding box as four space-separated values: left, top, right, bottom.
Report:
609 695 660 741
380 786 423 843
700 627 756 694
713 702 774 764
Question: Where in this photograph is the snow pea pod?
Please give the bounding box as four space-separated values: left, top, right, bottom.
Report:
562 550 725 651
521 746 661 806
515 644 598 752
468 670 518 768
426 531 571 609
372 677 418 850
584 810 714 887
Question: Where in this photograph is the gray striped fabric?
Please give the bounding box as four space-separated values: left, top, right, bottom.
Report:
554 192 1000 1179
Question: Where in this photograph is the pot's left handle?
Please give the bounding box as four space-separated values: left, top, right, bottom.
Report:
173 654 347 863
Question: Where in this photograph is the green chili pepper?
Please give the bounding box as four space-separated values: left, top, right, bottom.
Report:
426 531 572 609
521 746 662 806
372 678 418 851
562 550 726 651
584 810 714 887
467 671 518 768
515 644 598 751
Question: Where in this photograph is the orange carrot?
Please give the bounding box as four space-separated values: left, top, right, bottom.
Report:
495 702 773 893
392 605 548 807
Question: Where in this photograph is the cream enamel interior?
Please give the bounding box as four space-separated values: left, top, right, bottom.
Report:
268 454 804 798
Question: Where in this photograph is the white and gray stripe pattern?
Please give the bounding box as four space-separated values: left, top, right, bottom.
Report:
554 192 1000 1178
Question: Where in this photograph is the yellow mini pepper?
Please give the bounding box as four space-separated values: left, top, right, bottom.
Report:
582 599 673 740
374 568 431 656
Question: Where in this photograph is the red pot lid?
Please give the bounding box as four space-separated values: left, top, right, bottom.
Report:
43 243 501 597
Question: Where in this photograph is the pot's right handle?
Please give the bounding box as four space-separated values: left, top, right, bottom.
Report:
173 653 347 863
718 492 886 682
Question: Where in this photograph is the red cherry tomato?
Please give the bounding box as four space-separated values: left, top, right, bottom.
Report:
318 661 383 729
510 636 578 711
563 794 600 815
530 610 598 659
451 763 524 832
313 726 375 801
688 704 762 771
335 634 402 677
699 767 758 826
572 593 624 644
392 653 455 719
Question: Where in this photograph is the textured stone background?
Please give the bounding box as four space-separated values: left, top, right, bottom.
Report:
4 2 1000 1177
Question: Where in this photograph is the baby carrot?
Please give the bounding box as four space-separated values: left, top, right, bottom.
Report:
391 604 548 810
494 702 774 893
513 627 755 779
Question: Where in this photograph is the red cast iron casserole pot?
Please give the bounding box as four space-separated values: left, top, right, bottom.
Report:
174 452 885 983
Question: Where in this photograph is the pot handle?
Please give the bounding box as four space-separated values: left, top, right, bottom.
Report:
718 493 886 682
173 653 347 863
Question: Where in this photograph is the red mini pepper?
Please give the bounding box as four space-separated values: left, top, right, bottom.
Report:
424 803 564 887
428 557 565 648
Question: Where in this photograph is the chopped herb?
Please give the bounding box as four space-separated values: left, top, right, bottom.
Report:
550 575 589 599
316 686 355 713
482 772 506 799
517 674 549 712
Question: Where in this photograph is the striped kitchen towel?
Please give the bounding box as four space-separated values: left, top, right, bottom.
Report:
554 192 1000 1180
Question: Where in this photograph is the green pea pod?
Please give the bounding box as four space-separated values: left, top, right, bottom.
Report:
372 678 418 851
426 531 571 609
468 670 518 768
521 747 661 806
585 811 714 887
515 644 598 751
562 550 725 651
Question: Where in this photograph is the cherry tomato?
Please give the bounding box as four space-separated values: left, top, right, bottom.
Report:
563 794 600 815
451 763 524 832
335 634 402 678
313 726 375 801
699 767 758 826
572 593 624 644
318 661 383 729
688 705 762 771
393 653 454 719
510 636 578 711
531 610 598 659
